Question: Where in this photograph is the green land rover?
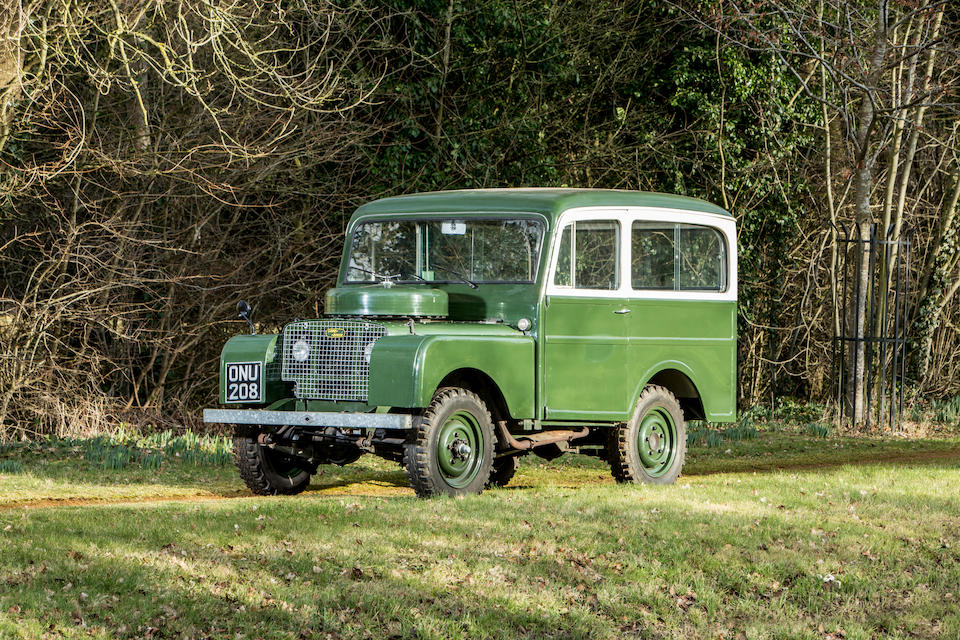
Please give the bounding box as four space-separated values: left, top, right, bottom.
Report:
204 189 737 497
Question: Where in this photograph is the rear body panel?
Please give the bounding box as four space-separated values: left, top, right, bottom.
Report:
624 299 737 421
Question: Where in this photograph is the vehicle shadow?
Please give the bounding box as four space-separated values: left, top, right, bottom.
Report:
304 466 411 494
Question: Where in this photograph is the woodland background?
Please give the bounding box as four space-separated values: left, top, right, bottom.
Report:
1 0 958 439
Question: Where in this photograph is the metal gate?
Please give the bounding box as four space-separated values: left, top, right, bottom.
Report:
833 223 911 430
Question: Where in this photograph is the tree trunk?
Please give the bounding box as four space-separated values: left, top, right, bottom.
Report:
914 170 960 383
846 4 888 426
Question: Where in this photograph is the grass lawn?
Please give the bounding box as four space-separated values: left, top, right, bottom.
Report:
1 427 959 639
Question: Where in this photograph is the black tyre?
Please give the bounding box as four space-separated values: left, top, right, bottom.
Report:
486 455 519 488
403 387 495 498
608 385 686 485
234 427 311 495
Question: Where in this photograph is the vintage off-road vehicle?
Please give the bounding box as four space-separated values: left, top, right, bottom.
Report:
204 189 737 497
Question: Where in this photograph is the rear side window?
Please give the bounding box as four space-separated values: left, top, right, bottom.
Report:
631 223 674 289
632 222 726 292
554 221 620 290
679 225 725 291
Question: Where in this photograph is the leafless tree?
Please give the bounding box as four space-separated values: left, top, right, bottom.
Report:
677 0 959 423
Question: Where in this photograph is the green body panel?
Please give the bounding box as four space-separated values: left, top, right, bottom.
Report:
218 334 287 405
624 299 737 422
445 285 539 325
368 331 535 418
542 296 629 420
325 287 449 317
538 297 736 423
350 188 731 223
375 320 525 337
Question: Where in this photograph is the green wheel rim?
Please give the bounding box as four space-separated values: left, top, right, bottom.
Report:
636 407 678 477
435 410 484 488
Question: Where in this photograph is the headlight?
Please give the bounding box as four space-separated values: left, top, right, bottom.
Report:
292 339 310 362
363 341 375 364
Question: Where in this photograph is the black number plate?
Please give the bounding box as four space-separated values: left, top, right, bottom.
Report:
225 362 262 403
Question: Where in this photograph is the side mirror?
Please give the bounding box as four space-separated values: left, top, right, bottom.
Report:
237 300 256 335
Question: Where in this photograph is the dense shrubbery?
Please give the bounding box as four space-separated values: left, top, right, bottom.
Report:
1 1 958 438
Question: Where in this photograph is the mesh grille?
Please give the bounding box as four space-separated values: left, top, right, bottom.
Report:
280 320 386 401
265 346 282 382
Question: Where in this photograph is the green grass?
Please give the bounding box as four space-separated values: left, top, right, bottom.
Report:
909 394 960 426
0 459 22 474
1 428 960 638
0 430 241 505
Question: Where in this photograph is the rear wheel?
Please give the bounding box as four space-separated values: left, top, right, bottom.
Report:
234 427 311 495
608 385 686 484
404 387 494 497
486 455 519 488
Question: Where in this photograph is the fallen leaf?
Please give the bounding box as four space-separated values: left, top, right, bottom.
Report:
675 591 697 612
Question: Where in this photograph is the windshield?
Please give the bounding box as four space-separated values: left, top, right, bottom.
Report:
346 217 545 284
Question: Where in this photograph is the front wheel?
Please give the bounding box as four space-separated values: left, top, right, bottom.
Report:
234 427 311 495
404 387 495 498
608 385 686 484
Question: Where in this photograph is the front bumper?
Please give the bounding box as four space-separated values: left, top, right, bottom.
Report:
203 408 414 430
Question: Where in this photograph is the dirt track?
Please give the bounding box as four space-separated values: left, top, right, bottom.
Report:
3 447 958 512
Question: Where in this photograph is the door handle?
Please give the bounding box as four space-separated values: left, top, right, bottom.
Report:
614 308 631 314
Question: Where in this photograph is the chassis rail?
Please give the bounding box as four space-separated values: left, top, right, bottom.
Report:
203 409 414 430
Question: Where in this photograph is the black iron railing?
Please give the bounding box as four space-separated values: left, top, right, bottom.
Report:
833 223 911 430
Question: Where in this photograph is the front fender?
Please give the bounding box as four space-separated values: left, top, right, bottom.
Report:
218 334 285 405
368 334 535 418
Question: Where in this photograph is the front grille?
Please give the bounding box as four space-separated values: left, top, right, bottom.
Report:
280 319 386 401
265 343 282 382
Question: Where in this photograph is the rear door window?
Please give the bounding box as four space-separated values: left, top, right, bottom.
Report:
553 221 621 290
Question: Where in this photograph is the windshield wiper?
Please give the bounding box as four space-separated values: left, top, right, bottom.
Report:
432 265 479 289
350 266 399 283
351 266 428 285
394 261 428 283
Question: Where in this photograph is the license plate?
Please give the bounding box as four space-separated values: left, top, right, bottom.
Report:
224 362 262 403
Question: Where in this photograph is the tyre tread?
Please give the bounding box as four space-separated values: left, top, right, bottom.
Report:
403 387 493 498
608 385 686 484
486 455 519 488
233 426 310 496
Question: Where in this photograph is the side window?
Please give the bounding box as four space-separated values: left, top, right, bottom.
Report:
631 222 726 292
553 220 620 290
679 225 725 291
632 223 675 290
554 225 572 286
